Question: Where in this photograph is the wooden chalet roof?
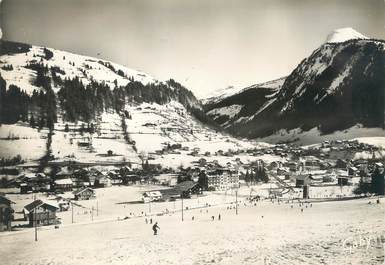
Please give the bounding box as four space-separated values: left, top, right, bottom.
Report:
73 187 95 195
173 181 199 193
0 195 15 206
24 200 59 213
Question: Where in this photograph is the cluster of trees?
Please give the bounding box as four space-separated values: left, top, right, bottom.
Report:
0 40 31 56
355 167 384 195
0 62 57 128
43 47 53 60
0 155 24 167
57 77 122 121
244 167 269 184
1 64 13 71
97 60 126 78
0 79 30 123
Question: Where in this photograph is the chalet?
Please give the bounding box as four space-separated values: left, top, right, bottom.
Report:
286 162 298 172
304 158 321 169
170 143 182 150
269 188 283 198
142 191 163 203
198 158 207 167
56 167 73 179
337 176 351 186
30 173 51 192
107 171 122 185
268 161 281 170
54 178 73 191
348 167 359 177
322 175 334 183
20 183 33 194
23 200 59 227
173 181 202 198
277 168 290 176
336 159 348 169
169 177 178 187
190 150 199 156
216 150 224 156
94 172 112 188
0 196 14 232
73 187 95 200
295 175 313 187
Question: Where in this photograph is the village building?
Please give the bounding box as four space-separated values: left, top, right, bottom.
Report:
55 167 74 179
73 187 95 200
19 183 33 194
94 172 112 188
337 176 351 186
107 171 122 185
54 178 73 192
334 169 350 186
0 196 14 232
285 162 298 172
23 200 59 227
207 169 239 191
295 174 314 187
173 181 202 198
336 159 348 169
31 173 52 192
55 198 70 211
268 161 281 171
142 191 163 203
348 166 359 177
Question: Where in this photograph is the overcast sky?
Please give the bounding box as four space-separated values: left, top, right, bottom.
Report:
1 0 384 98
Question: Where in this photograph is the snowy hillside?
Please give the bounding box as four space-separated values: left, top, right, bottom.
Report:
204 77 285 128
0 43 156 95
202 77 285 106
0 40 265 168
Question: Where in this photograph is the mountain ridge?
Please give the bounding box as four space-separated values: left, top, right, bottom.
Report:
204 33 385 142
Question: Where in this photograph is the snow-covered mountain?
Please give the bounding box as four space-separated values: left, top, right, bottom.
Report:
0 40 261 167
325 27 368 43
202 78 285 106
204 28 385 142
204 77 285 128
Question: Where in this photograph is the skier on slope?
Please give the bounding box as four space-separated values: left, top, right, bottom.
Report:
152 222 160 235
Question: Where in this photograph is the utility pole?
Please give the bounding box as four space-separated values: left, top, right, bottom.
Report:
181 194 184 222
34 209 38 241
149 200 151 213
91 206 94 221
71 202 74 224
235 189 238 215
97 201 99 217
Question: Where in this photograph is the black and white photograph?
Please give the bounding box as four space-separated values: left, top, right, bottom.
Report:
0 0 384 264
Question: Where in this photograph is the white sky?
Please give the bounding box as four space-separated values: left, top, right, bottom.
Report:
2 0 385 98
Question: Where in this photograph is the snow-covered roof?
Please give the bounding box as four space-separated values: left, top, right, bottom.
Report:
73 187 94 195
144 191 162 197
24 199 59 213
54 179 73 185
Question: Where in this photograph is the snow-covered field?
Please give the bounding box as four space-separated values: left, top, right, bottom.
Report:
0 123 47 161
0 99 268 169
1 186 384 265
258 125 385 145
